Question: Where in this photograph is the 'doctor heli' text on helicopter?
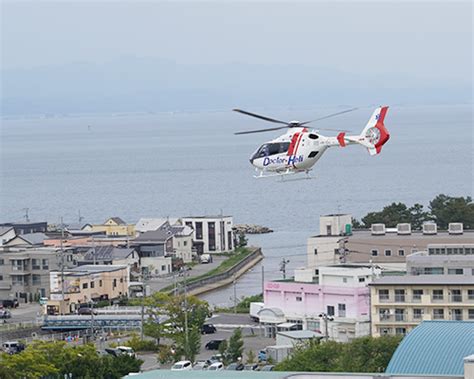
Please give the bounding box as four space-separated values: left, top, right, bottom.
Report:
233 106 390 178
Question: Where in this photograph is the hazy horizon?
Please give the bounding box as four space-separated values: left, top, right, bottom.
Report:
1 1 472 115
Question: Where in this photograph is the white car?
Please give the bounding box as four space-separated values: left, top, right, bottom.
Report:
171 360 193 371
208 362 224 371
116 346 135 358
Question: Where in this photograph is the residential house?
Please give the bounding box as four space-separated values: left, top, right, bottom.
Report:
369 275 474 337
48 264 129 314
4 233 47 247
0 227 16 246
262 265 381 342
91 217 135 237
181 215 234 254
0 247 75 301
78 245 140 278
133 230 173 276
135 218 179 234
0 222 47 235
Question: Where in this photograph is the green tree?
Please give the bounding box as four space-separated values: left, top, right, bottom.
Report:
429 194 474 229
408 203 430 229
226 328 244 362
218 339 228 361
237 232 248 247
246 349 256 364
361 202 412 227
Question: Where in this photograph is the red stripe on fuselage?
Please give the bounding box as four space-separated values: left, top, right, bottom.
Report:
287 132 300 156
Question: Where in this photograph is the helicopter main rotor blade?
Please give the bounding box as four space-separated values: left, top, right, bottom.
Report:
234 126 289 135
316 127 353 133
233 109 289 125
300 107 358 125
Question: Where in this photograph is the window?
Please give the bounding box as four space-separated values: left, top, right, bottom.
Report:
338 304 346 317
412 289 423 302
99 280 103 287
342 277 347 283
448 268 463 275
433 309 444 320
358 277 365 283
0 275 3 281
314 249 318 255
195 222 203 240
452 309 463 321
208 222 216 251
451 289 462 302
395 309 405 322
32 274 41 285
469 309 474 320
90 281 95 289
82 283 88 289
227 231 233 251
307 320 320 331
161 265 166 271
0 259 4 265
394 289 405 302
113 279 117 288
432 289 444 301
379 308 390 321
385 250 392 256
413 308 423 320
424 267 443 275
395 327 407 335
42 259 49 270
468 290 474 300
379 289 389 302
327 305 335 316
120 277 123 283
184 241 187 246
296 296 302 302
398 249 405 256
380 328 392 335
371 250 378 256
252 142 291 159
31 259 40 270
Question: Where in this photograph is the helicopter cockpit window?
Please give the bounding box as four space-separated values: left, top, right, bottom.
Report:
253 143 290 159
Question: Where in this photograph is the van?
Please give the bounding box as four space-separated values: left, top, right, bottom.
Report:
2 341 25 354
1 299 19 308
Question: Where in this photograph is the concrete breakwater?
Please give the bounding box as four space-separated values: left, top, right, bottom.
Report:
173 248 264 297
233 224 273 234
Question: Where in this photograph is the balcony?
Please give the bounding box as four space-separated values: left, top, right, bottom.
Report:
378 314 407 322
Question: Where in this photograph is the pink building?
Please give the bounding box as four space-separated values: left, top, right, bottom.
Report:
260 265 380 341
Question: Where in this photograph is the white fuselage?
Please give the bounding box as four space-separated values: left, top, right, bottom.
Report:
250 128 346 173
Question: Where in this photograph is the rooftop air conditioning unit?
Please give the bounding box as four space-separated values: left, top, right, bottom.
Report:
423 222 437 235
397 223 411 235
448 223 463 235
371 224 386 235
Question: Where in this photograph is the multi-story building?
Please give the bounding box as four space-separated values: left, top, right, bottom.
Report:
0 247 74 301
90 217 135 237
307 214 473 269
0 226 16 246
181 215 234 254
369 275 474 337
0 222 47 235
407 244 474 276
262 265 381 342
48 264 129 314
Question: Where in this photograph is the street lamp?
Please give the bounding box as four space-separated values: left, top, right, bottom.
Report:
318 313 334 341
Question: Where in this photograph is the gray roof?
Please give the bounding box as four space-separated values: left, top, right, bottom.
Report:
18 232 47 245
83 246 135 262
67 264 127 274
134 229 173 243
0 226 14 235
371 275 474 286
108 217 126 225
277 330 324 339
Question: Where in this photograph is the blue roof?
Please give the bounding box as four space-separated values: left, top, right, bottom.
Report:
386 321 474 376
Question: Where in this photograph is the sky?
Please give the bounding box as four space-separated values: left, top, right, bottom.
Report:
1 1 472 114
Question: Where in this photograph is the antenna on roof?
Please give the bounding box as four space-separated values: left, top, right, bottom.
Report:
78 210 84 224
23 208 30 222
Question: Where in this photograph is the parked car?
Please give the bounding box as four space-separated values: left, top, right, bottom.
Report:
209 354 223 363
171 360 192 371
201 323 217 334
260 365 275 371
244 363 258 371
192 361 209 370
0 309 12 319
258 349 267 362
208 362 224 371
226 362 244 371
38 297 48 305
2 341 25 354
77 307 98 315
1 299 19 308
205 340 225 350
200 254 213 264
116 346 135 357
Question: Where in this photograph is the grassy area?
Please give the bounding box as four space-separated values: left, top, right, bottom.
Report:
160 247 254 293
214 293 263 313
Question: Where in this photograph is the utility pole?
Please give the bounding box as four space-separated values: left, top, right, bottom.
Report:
261 265 265 295
183 269 189 359
233 275 237 314
140 271 148 340
60 217 65 315
92 236 96 265
280 258 290 280
319 313 334 342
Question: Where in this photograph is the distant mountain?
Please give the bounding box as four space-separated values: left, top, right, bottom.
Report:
1 57 471 115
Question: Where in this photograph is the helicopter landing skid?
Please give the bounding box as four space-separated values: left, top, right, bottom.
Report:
254 168 315 180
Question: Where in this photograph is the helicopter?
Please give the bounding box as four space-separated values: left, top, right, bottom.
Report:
234 106 390 178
